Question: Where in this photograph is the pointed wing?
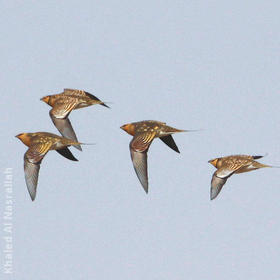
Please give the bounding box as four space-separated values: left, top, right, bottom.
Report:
49 113 82 151
63 88 109 108
159 135 180 153
210 167 236 200
23 143 51 201
130 150 148 193
129 132 156 193
210 172 228 200
50 99 80 150
84 91 109 108
252 155 264 160
24 158 40 201
56 147 78 161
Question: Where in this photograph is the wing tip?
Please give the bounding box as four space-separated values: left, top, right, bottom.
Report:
253 155 264 159
27 186 37 201
74 145 82 151
101 103 110 109
210 193 217 200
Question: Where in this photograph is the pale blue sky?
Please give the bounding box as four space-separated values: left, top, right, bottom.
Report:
1 1 280 279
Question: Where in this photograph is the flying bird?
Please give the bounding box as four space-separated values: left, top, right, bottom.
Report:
121 120 187 193
208 154 275 200
41 88 109 151
16 132 83 201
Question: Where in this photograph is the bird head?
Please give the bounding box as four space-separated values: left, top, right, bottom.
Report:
120 123 135 135
15 133 32 146
208 158 219 168
40 95 51 105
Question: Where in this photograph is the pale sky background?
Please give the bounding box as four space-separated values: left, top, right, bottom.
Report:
1 1 280 279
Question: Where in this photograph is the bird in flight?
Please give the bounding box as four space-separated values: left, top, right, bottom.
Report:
208 154 276 200
121 120 187 193
41 88 109 151
16 132 84 201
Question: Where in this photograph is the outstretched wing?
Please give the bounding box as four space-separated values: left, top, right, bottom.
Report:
129 132 156 193
159 135 180 153
49 98 81 151
24 143 51 201
210 167 236 200
63 88 109 108
50 98 77 119
56 147 78 161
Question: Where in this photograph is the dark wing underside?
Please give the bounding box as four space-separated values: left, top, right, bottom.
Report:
56 147 78 161
252 155 264 159
84 91 109 108
159 135 180 153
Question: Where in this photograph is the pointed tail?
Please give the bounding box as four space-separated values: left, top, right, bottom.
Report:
253 162 280 169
